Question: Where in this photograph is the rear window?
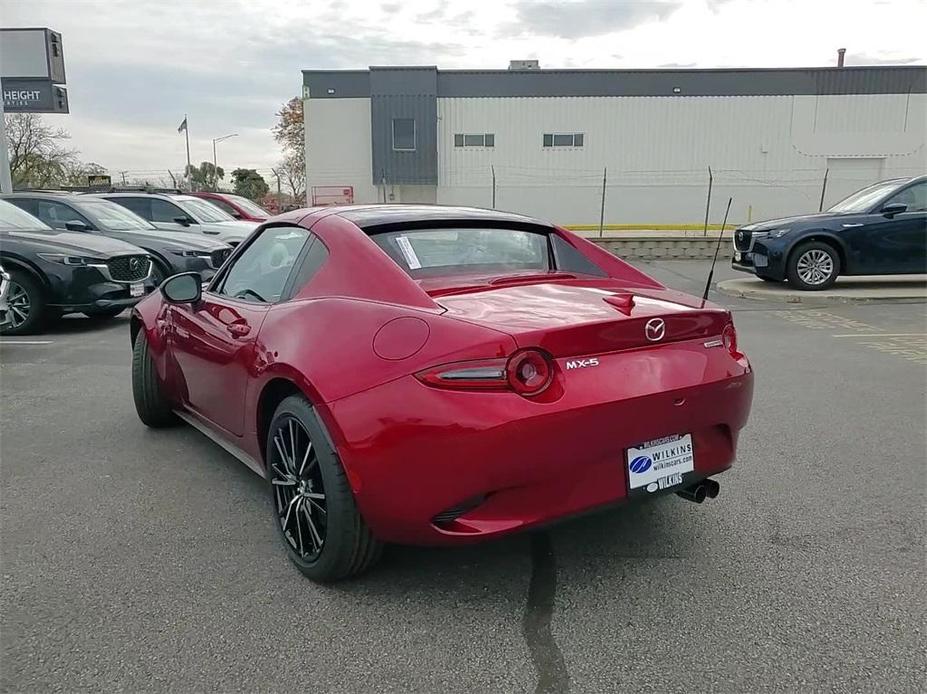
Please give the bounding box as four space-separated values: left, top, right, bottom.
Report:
372 228 548 277
369 227 605 278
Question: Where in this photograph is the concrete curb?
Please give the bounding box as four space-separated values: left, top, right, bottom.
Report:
717 276 927 304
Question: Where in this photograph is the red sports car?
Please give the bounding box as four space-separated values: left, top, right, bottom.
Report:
130 205 753 581
191 191 271 222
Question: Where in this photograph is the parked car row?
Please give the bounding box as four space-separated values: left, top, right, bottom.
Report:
0 191 268 335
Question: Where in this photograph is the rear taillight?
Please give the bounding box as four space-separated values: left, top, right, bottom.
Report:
415 358 508 391
506 349 554 396
722 323 738 355
415 349 555 397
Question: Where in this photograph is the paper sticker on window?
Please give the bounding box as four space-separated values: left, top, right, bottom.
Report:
395 235 422 269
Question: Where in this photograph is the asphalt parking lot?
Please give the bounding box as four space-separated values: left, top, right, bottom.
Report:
1 260 925 693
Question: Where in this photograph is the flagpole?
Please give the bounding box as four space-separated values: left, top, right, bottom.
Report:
183 114 191 191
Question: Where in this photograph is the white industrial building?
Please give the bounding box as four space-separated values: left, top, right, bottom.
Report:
302 63 926 225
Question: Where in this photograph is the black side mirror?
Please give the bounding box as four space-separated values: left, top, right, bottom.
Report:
231 211 243 219
161 272 202 304
881 202 907 218
173 216 193 227
65 220 91 232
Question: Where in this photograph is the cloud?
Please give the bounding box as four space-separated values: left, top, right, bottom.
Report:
2 0 925 176
843 52 921 66
509 0 681 38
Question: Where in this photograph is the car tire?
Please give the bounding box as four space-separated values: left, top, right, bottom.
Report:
267 394 382 582
131 330 177 427
786 241 840 291
1 270 46 336
83 307 125 319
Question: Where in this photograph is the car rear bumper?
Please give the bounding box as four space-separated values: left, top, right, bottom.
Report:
327 341 754 545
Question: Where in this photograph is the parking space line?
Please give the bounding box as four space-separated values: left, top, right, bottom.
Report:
0 340 54 345
831 333 926 338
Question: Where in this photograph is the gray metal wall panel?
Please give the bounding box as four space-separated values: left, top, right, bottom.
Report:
369 67 437 185
438 67 927 97
302 70 370 98
304 66 926 99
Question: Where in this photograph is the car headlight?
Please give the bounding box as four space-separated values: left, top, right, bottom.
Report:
170 249 212 258
763 228 791 239
37 253 107 266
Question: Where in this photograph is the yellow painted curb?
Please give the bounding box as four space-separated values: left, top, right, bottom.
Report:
566 223 740 231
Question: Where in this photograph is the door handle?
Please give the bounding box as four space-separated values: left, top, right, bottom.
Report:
226 322 251 337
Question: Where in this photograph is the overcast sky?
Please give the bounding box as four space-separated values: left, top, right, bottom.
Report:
2 0 925 181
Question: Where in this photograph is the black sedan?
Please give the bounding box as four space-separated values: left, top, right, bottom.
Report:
732 175 926 290
0 200 156 334
3 193 233 285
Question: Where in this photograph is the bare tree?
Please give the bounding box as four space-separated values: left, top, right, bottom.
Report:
4 113 79 188
278 152 305 204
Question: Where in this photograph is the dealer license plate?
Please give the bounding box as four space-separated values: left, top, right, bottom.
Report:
130 283 144 297
626 433 694 495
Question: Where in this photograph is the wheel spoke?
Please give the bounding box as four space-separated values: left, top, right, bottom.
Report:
298 441 313 475
303 505 323 551
305 492 325 500
288 420 297 470
308 498 327 515
271 478 296 486
281 493 300 529
294 498 306 556
273 434 292 474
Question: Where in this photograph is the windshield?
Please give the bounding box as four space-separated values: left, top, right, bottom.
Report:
227 195 269 217
0 200 53 230
78 200 154 230
176 197 236 223
828 180 905 213
371 227 552 277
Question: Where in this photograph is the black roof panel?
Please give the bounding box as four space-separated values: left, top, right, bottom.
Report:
332 204 551 229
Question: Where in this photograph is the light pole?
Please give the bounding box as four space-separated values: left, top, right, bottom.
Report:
211 133 237 189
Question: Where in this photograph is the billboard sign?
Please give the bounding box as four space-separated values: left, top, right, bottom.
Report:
1 78 69 113
0 28 66 83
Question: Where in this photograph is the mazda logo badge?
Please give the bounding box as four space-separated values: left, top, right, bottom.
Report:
129 258 141 271
645 318 666 342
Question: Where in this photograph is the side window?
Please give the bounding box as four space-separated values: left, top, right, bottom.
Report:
287 236 329 296
6 198 38 216
209 198 239 216
35 201 91 230
116 197 151 219
885 182 927 213
550 235 607 277
217 225 310 303
151 198 190 223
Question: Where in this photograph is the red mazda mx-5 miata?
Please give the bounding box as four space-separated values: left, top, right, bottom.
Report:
130 205 754 581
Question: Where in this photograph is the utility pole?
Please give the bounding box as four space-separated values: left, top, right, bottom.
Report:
818 168 829 212
211 133 237 191
271 168 282 212
120 171 128 186
491 164 496 209
0 85 12 193
598 167 607 237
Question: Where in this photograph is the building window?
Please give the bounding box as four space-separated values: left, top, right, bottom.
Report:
392 118 415 151
543 133 584 148
454 133 495 148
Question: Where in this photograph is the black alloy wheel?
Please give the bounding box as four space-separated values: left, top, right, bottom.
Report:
2 271 45 335
270 416 329 562
266 395 382 582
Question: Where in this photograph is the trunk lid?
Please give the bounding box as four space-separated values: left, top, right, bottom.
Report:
436 281 729 357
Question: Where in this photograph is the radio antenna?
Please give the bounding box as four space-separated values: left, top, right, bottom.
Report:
701 196 733 308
